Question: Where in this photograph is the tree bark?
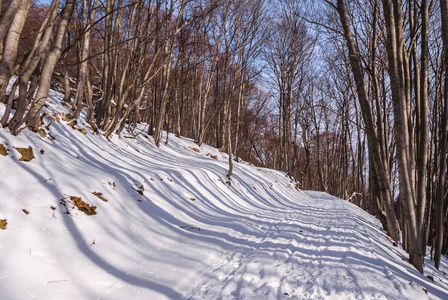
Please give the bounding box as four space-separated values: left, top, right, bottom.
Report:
0 0 32 101
336 0 399 242
22 0 76 132
0 0 22 59
4 0 60 131
381 0 423 272
417 0 430 253
67 0 98 121
436 0 448 269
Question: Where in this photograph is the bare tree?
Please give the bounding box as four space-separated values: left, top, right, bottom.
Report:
265 3 314 175
66 0 99 124
21 0 77 132
3 0 61 131
0 0 32 101
435 0 448 270
335 0 400 244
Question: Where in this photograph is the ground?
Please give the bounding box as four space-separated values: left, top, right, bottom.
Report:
0 88 447 299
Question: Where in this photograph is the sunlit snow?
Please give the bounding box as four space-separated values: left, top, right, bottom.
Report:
1 88 448 299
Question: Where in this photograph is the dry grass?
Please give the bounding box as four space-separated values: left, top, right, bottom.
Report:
70 196 97 215
15 146 35 162
0 219 7 230
92 192 108 202
0 144 7 156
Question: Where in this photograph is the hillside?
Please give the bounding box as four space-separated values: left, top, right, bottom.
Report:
1 92 448 299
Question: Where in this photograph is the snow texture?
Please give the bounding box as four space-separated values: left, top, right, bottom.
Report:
1 86 448 299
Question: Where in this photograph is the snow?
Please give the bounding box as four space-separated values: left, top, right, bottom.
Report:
1 88 448 299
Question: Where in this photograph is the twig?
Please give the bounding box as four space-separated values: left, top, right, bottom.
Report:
180 224 200 231
46 280 67 284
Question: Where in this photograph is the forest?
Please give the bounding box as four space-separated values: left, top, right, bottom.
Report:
0 0 447 274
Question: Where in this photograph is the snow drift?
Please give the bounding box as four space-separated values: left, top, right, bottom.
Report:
1 90 448 299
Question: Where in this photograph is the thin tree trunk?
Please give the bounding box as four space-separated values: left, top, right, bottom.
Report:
435 71 448 269
435 0 448 269
417 0 430 254
67 0 98 121
336 0 400 243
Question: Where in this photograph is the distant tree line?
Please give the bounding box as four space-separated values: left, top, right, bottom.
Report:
0 0 447 273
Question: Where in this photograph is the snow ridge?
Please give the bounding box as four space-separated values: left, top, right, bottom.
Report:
0 91 448 299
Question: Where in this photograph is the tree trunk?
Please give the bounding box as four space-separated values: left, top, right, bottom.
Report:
154 50 174 146
336 0 400 243
22 0 76 132
435 0 448 269
226 98 233 178
0 0 32 100
0 0 22 50
67 0 98 121
417 0 430 254
4 0 60 131
381 0 423 272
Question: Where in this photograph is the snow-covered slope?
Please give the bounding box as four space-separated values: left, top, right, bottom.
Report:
1 92 448 299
